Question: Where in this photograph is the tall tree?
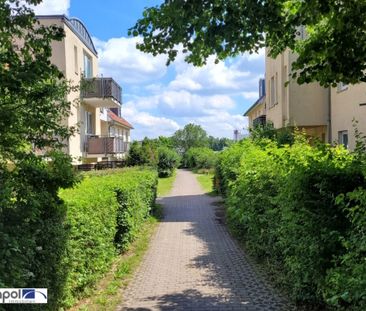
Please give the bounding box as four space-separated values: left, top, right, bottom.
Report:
0 2 76 308
0 0 76 160
172 123 208 154
130 0 366 86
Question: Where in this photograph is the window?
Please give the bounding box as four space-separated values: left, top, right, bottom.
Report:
270 76 275 107
83 52 92 78
85 111 93 134
275 72 278 104
338 130 349 149
337 82 348 92
74 46 78 74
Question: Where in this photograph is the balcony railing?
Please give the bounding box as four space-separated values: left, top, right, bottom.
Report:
85 136 129 155
81 78 122 107
253 115 266 127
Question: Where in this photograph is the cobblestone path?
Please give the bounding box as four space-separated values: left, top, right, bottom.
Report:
119 169 291 311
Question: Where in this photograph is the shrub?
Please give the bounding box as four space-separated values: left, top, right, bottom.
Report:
217 135 366 309
0 152 76 311
184 147 217 169
58 167 157 308
157 146 181 177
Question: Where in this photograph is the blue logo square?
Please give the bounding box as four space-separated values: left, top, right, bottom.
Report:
22 289 35 299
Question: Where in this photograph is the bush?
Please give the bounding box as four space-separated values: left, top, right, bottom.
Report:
184 147 217 169
216 135 366 309
0 152 76 311
58 167 157 308
157 146 181 177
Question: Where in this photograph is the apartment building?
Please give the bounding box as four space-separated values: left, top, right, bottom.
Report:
331 83 366 149
264 49 330 141
244 79 266 128
37 15 132 164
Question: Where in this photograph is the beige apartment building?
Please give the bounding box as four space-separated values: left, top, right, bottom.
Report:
244 79 266 127
264 49 330 141
331 83 366 149
37 15 132 164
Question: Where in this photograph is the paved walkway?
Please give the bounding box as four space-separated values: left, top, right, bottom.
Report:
119 169 291 311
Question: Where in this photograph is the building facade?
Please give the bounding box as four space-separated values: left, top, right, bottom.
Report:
37 15 132 164
330 83 366 150
264 49 329 142
244 79 266 127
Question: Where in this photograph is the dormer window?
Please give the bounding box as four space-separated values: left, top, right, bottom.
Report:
337 82 348 92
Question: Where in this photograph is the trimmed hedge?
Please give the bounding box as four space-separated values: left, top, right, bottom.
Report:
216 136 366 310
59 167 157 308
183 147 217 169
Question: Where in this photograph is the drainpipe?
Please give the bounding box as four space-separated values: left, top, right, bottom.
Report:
328 87 332 143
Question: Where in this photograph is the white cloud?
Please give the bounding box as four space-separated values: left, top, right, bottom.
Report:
242 92 259 100
180 111 247 139
169 56 253 94
122 103 180 139
32 0 70 15
93 36 168 84
128 91 235 118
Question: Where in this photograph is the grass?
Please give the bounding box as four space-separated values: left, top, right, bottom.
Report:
157 170 177 197
70 216 159 311
194 170 217 196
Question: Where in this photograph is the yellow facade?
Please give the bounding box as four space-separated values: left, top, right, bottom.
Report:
331 83 366 149
265 49 329 141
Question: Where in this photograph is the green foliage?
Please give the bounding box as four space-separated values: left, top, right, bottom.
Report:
172 123 209 154
157 146 181 177
184 147 218 169
0 2 78 310
216 136 366 309
250 123 295 145
130 0 366 86
59 168 157 308
208 136 233 151
0 152 76 311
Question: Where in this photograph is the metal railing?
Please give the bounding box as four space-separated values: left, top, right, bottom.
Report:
85 136 129 154
81 77 122 104
253 115 266 127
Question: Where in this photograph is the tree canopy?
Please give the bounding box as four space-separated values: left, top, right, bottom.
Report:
130 0 366 86
172 123 209 154
0 0 76 162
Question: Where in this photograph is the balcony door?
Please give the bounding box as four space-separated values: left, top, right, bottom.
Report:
85 111 94 135
83 52 93 78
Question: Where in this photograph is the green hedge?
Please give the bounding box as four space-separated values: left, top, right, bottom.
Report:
59 167 157 308
216 136 366 310
0 166 157 311
183 147 217 169
157 146 181 177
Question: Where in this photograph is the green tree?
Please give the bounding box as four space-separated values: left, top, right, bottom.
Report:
0 1 77 309
172 123 209 154
130 0 366 86
208 136 232 151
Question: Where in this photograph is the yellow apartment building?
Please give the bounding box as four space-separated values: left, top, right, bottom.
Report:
330 83 366 149
264 49 330 142
37 15 132 164
244 79 266 128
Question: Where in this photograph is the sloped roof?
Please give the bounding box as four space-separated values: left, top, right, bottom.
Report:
108 111 134 129
243 95 266 116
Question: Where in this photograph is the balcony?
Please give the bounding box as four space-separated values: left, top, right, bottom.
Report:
81 78 122 108
253 115 266 127
85 136 129 155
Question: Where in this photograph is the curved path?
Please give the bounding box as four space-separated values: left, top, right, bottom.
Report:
119 169 291 311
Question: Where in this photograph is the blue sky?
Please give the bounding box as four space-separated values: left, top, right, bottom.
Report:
33 0 265 139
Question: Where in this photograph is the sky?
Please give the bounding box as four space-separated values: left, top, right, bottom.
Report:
32 0 265 140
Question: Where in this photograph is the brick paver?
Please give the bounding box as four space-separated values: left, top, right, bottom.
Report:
118 169 291 311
